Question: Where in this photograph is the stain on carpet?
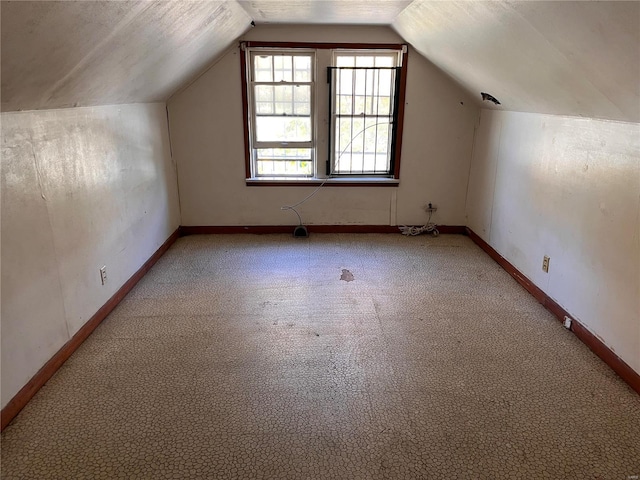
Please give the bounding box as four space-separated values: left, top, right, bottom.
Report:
340 269 354 282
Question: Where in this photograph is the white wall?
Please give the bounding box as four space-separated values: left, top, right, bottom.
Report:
1 103 181 408
467 109 640 374
168 25 478 227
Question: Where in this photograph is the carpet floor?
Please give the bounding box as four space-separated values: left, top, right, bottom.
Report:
2 233 639 479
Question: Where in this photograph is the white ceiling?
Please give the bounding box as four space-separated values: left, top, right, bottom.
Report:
238 0 412 24
2 1 639 123
394 1 640 123
1 1 252 111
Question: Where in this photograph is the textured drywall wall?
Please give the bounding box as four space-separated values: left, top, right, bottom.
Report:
1 103 181 408
466 109 640 374
168 24 478 227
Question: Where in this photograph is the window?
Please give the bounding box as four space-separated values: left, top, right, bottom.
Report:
329 52 402 176
241 42 407 183
247 50 315 177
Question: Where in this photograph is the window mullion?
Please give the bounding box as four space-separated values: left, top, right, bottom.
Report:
371 70 380 171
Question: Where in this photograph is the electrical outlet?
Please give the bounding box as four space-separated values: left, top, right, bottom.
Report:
424 202 437 213
100 266 107 285
542 256 550 273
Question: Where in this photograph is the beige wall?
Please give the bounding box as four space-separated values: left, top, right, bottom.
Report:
168 25 479 227
466 109 640 374
1 103 181 408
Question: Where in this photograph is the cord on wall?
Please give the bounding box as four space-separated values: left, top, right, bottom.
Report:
280 122 391 233
399 204 439 236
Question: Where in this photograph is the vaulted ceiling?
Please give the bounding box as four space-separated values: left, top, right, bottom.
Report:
2 1 639 123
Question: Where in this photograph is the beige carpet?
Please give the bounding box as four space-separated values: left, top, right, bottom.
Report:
2 233 639 479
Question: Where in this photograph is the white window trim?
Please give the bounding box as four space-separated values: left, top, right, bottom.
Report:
246 48 316 178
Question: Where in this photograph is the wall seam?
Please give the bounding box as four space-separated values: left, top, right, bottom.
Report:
28 136 71 340
463 109 481 224
165 104 183 226
487 112 503 245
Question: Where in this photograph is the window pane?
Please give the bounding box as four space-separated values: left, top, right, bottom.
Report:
294 87 310 115
255 86 274 114
354 69 367 96
374 56 395 67
256 102 273 115
333 68 395 116
294 56 311 82
256 117 312 142
333 112 392 175
255 85 310 116
338 69 353 95
377 69 394 116
254 55 273 82
335 55 355 67
336 54 397 68
273 55 293 82
337 95 351 115
256 148 313 176
355 56 375 67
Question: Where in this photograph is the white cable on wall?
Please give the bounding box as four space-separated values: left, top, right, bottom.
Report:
399 209 439 236
399 224 439 236
280 122 391 226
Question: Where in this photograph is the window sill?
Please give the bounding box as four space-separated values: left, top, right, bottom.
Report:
245 177 400 187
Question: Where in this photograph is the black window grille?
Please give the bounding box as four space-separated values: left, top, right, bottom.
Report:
327 66 401 176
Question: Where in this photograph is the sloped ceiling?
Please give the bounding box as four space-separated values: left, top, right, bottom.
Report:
394 1 640 123
2 1 638 123
1 0 252 112
238 0 411 24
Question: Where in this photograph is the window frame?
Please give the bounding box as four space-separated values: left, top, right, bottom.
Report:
328 49 403 177
247 48 316 178
241 41 408 185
